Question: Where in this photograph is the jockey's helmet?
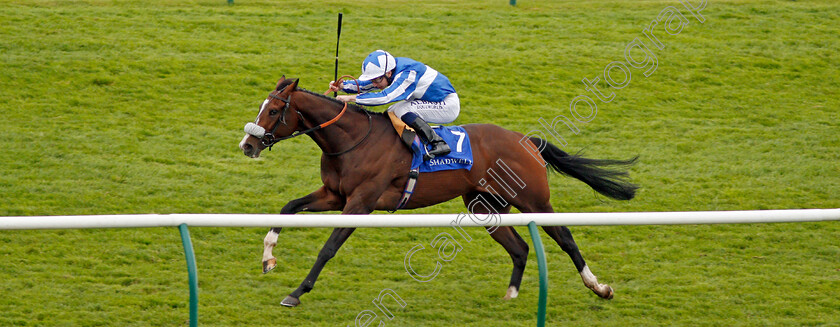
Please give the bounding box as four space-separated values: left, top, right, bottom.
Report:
358 50 396 82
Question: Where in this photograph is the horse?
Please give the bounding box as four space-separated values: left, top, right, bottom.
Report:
238 76 638 307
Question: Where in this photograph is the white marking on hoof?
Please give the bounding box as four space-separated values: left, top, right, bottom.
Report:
580 265 598 287
263 230 279 261
262 257 277 274
580 265 614 299
503 286 519 300
262 230 279 273
602 285 614 299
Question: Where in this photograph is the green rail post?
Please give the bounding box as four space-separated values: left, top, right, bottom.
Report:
179 224 199 327
527 221 547 327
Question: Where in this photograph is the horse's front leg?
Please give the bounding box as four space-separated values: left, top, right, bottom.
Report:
263 186 343 273
280 188 381 307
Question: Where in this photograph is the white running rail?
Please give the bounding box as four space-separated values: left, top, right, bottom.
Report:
2 209 839 230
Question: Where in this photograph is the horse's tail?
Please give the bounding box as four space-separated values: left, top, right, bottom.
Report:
529 137 638 201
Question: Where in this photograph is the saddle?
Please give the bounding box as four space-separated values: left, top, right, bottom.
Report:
387 112 417 148
387 112 474 211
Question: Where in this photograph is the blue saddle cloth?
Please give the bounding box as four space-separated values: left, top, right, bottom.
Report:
410 126 474 173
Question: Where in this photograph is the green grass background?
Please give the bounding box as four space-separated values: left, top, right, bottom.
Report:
1 0 838 326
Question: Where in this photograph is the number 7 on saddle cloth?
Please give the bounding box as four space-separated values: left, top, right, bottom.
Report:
410 126 474 173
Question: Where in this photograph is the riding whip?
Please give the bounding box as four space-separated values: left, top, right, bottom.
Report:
333 13 343 97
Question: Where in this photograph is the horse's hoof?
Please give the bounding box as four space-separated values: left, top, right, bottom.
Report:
503 286 519 300
262 258 277 274
280 295 300 307
596 285 614 300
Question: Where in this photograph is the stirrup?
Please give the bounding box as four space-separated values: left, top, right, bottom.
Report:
424 141 451 160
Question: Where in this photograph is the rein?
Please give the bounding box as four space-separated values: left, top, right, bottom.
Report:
247 82 373 156
310 74 371 156
321 110 372 156
326 75 362 95
261 101 350 147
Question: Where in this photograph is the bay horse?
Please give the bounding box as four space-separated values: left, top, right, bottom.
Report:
238 76 638 307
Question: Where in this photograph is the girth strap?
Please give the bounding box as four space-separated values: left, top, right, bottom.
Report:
393 168 420 211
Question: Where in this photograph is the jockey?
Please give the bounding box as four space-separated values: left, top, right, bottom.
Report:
331 50 459 159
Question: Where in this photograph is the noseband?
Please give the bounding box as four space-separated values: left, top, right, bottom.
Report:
244 87 372 156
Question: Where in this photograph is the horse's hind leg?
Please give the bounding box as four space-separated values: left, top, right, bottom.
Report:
515 200 614 299
492 226 529 300
462 192 527 300
541 225 614 299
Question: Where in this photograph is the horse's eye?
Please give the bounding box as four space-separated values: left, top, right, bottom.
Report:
269 110 279 115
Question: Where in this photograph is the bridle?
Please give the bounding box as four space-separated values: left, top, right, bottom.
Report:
244 83 373 156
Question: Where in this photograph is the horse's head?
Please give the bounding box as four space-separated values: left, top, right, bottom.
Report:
239 76 304 158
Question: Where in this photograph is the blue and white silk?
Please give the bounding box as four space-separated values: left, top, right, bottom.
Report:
341 57 456 107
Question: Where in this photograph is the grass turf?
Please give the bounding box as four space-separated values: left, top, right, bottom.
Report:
1 0 838 326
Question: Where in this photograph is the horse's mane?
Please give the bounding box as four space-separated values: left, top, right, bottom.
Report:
275 78 383 116
274 78 385 117
298 88 385 117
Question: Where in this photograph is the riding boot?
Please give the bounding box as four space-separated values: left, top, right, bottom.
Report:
408 117 451 160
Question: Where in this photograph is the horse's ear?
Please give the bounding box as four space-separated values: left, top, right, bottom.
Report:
275 75 286 90
289 78 299 91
